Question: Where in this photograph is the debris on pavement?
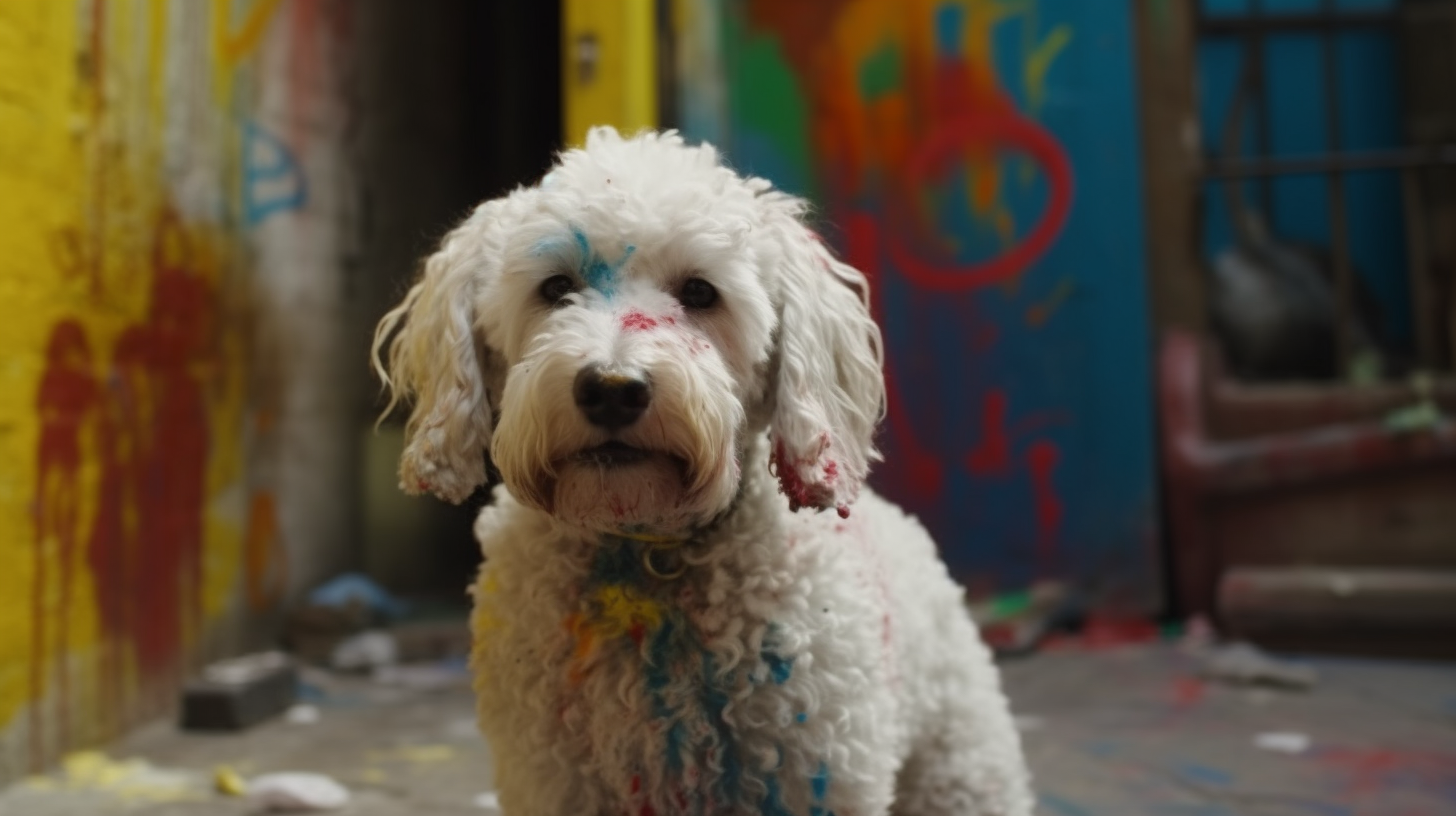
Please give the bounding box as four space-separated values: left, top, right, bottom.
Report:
474 790 502 812
1199 642 1318 690
285 704 322 725
214 765 248 796
308 573 410 621
181 651 298 731
25 751 207 803
1253 731 1312 754
330 630 399 671
248 772 350 812
968 581 1085 656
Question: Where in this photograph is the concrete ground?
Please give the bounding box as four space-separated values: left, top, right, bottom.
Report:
2 643 1453 815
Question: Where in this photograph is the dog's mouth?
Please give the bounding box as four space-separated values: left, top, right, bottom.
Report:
573 441 653 467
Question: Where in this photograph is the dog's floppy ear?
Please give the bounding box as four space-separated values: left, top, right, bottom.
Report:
372 204 501 504
760 190 886 514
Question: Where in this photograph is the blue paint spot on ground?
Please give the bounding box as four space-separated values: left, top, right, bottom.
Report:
796 712 808 723
1178 763 1233 787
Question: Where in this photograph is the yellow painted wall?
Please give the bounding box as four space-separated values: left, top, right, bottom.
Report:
0 0 342 779
563 0 659 146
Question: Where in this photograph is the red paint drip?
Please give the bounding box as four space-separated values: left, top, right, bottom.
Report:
621 311 658 332
837 505 851 519
1028 441 1063 572
846 212 943 501
967 389 1011 476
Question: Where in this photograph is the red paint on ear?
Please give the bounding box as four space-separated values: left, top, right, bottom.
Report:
770 439 837 512
621 311 659 332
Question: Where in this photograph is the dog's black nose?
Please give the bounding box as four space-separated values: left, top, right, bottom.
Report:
573 366 651 430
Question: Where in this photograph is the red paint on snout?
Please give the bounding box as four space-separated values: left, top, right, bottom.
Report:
621 311 659 332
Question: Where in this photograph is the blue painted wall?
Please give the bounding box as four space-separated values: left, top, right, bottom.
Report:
685 0 1160 607
1198 0 1413 354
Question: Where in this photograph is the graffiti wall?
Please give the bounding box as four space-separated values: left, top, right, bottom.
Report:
0 0 357 779
688 0 1159 604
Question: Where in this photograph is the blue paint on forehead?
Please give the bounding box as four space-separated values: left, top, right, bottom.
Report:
570 227 635 297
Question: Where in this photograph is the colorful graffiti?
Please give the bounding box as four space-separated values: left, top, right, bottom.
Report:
0 0 350 777
711 0 1158 597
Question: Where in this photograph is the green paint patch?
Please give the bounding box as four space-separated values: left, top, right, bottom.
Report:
859 41 901 102
724 15 814 197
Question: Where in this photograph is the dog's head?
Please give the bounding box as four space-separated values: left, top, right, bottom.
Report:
373 128 883 536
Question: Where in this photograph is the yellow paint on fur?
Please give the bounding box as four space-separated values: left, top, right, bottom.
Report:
565 585 667 684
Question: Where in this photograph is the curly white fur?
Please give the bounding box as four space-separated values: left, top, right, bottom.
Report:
373 128 1033 816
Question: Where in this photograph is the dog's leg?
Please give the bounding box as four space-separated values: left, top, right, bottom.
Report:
890 659 1034 816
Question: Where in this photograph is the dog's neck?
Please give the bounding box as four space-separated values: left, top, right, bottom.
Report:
581 429 780 550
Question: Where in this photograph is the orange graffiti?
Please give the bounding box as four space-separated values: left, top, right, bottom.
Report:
244 491 287 611
216 0 287 64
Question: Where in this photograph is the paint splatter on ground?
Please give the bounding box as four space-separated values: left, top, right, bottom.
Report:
2 646 1453 815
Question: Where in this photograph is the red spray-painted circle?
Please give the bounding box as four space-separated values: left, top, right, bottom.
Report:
888 113 1074 292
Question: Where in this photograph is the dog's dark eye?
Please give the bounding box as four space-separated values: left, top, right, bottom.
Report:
678 278 718 310
539 274 576 306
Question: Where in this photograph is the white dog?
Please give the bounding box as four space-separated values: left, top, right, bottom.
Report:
373 127 1032 816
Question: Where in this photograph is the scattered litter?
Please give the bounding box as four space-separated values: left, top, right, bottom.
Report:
248 772 350 812
968 581 1084 656
475 790 502 812
1178 615 1218 653
373 658 471 691
204 651 291 685
285 703 321 724
1254 732 1312 754
24 751 207 803
1384 372 1448 433
309 573 409 620
1200 642 1318 690
331 630 399 671
182 651 298 731
215 765 248 796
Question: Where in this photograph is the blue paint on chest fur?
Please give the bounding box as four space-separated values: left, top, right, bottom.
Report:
764 650 793 685
809 761 833 816
760 774 794 816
